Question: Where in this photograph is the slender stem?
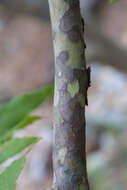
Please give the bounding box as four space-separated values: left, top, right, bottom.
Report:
48 0 90 189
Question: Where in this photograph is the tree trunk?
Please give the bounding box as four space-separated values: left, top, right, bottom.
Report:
48 0 90 189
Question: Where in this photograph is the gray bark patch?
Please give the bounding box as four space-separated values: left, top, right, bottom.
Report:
59 6 80 43
56 51 69 65
67 25 80 42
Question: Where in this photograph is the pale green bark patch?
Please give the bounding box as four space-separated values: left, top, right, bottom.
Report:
78 94 85 107
55 33 83 68
67 80 79 98
58 148 67 164
48 0 69 29
58 71 62 77
54 85 59 107
60 117 64 124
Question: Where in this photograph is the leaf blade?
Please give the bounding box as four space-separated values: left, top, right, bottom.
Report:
0 85 53 136
0 115 41 144
0 156 25 190
0 137 40 164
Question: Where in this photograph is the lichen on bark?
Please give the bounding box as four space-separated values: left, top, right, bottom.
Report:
48 0 90 189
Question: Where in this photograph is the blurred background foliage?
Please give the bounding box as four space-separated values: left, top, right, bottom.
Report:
0 0 127 190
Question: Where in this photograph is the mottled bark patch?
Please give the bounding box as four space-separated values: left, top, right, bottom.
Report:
59 6 81 43
56 51 69 65
59 7 78 32
67 25 80 42
48 0 90 189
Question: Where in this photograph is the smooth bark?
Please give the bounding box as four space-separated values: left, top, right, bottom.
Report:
48 0 90 190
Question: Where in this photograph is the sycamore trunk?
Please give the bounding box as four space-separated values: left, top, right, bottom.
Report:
48 0 90 189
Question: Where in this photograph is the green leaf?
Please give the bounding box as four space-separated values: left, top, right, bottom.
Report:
14 115 41 130
0 156 25 190
110 0 118 3
0 115 41 144
0 137 40 164
0 85 54 136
